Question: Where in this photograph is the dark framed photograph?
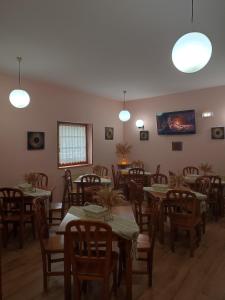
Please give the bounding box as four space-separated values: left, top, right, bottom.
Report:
172 141 183 151
140 130 149 141
27 132 45 150
105 127 114 140
211 127 224 139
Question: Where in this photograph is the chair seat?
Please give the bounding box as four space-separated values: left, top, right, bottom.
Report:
43 235 64 253
49 202 62 211
171 215 202 228
137 233 151 251
76 251 118 278
3 212 34 222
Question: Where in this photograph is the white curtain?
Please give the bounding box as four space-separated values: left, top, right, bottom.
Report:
59 124 87 166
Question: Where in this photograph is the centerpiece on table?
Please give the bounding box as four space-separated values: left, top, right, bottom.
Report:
199 163 213 176
93 187 125 220
24 172 38 191
169 172 185 188
116 142 132 167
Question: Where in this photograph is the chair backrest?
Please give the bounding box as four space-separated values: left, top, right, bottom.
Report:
64 169 73 192
155 164 160 175
34 173 48 189
128 180 145 221
128 168 145 175
93 165 108 177
131 160 144 169
111 165 121 189
65 220 112 277
33 197 49 251
207 175 222 199
183 166 199 176
0 188 25 222
81 175 101 203
195 176 211 196
166 190 198 219
149 173 168 185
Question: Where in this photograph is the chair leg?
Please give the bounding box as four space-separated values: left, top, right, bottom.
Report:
189 229 194 257
147 252 153 287
74 277 81 300
19 223 24 249
2 224 8 248
47 254 51 272
102 278 110 300
32 217 36 239
42 254 48 292
202 212 206 234
170 225 175 252
113 262 117 295
49 210 53 224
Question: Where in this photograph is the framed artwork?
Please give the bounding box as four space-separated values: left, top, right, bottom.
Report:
211 127 224 139
27 132 45 150
172 141 183 151
105 127 114 140
140 130 149 141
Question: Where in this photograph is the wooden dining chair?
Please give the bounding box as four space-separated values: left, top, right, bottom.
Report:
131 160 144 169
119 195 159 287
0 187 35 248
65 220 118 300
183 166 199 176
128 180 152 233
166 190 202 257
33 197 64 292
207 175 223 220
80 174 101 203
195 176 211 233
149 173 168 185
93 165 109 177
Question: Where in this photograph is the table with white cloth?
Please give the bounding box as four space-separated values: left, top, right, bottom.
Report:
57 204 139 300
143 186 207 244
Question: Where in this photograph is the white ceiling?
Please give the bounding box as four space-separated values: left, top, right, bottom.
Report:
0 0 225 101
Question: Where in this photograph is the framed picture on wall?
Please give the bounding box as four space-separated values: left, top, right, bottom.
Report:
27 132 45 150
140 130 149 141
105 127 114 140
211 127 224 139
172 141 183 151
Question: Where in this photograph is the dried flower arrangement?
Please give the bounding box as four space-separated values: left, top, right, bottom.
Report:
24 172 37 186
199 163 213 175
169 172 185 188
116 143 132 164
94 187 125 209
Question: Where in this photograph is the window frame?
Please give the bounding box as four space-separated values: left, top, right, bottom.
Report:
57 121 92 169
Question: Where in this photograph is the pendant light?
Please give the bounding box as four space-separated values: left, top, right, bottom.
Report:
119 90 131 122
9 56 30 108
172 0 212 73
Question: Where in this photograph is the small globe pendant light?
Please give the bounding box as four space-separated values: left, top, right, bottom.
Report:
119 90 131 122
9 56 30 108
172 0 212 73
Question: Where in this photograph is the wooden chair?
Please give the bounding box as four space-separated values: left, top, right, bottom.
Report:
195 176 211 233
128 168 145 186
128 180 152 233
149 173 168 186
207 175 223 220
119 195 159 287
166 190 202 257
65 220 118 300
0 187 35 248
183 166 199 176
80 175 101 203
33 197 64 292
93 165 109 177
131 160 144 169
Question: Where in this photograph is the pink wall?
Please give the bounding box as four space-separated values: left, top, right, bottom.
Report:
125 86 225 176
0 72 123 199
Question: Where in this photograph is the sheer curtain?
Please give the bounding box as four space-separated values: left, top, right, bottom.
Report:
59 123 87 166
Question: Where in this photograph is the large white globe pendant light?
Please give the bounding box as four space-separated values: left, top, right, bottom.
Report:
9 57 30 108
172 0 212 73
119 90 131 122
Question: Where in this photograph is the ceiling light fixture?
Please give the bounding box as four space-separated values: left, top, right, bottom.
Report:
9 56 30 108
136 120 144 129
172 0 212 73
119 90 131 122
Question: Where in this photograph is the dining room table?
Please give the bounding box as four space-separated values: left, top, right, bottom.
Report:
143 185 207 244
56 203 139 300
73 174 112 192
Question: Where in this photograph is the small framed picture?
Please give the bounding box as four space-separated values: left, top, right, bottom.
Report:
105 127 114 140
172 141 183 151
27 132 45 150
140 130 149 141
211 127 224 139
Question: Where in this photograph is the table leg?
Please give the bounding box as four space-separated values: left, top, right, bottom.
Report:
125 240 132 300
64 236 71 300
158 204 165 244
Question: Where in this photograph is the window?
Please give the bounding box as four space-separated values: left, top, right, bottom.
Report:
57 122 92 168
